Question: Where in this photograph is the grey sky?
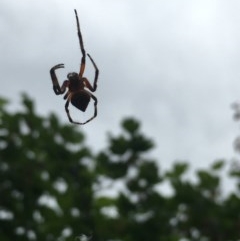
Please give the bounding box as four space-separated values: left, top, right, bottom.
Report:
1 0 240 171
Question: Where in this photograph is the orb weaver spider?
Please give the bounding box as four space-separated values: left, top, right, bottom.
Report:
50 9 99 125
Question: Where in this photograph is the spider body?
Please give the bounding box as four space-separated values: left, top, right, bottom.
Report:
65 73 91 112
50 10 99 125
70 91 90 112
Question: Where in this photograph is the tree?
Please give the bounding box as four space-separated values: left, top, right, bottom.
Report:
1 94 240 241
95 120 240 241
94 118 172 241
0 94 95 241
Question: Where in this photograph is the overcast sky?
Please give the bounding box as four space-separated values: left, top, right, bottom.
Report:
1 0 240 172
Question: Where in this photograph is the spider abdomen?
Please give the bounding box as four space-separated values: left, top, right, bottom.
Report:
71 91 90 112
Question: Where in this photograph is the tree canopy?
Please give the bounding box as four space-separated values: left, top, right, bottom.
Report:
0 94 240 241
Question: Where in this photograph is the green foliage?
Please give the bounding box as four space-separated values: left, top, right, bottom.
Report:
0 94 93 240
0 95 240 241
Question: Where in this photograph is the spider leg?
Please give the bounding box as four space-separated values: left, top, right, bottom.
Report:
74 9 86 78
65 94 98 125
83 94 98 124
50 64 69 95
83 54 99 92
65 99 74 123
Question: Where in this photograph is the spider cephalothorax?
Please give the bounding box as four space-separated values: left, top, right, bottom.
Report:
50 9 99 125
67 72 79 81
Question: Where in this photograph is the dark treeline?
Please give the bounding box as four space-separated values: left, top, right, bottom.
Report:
0 94 240 241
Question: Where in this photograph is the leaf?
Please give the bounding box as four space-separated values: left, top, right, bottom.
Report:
211 160 225 171
122 118 140 135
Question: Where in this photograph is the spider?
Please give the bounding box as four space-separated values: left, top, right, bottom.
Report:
50 9 99 125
